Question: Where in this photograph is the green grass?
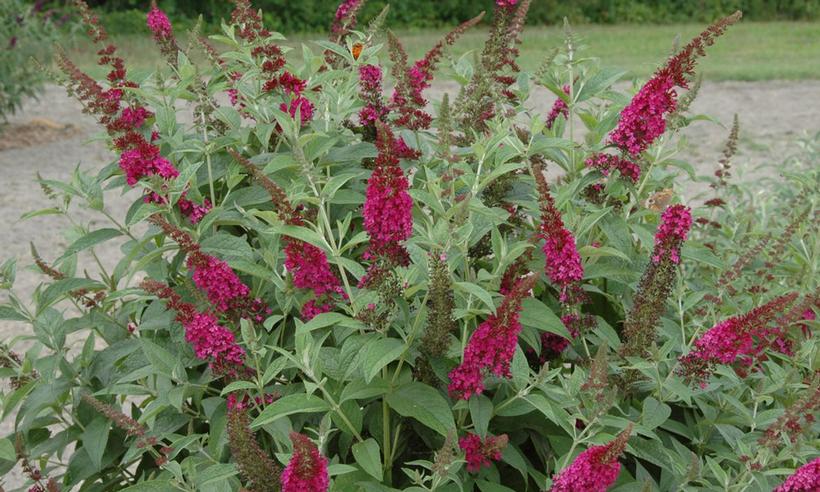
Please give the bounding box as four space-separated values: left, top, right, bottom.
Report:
66 21 820 81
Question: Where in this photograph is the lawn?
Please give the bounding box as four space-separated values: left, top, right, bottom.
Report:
65 21 820 81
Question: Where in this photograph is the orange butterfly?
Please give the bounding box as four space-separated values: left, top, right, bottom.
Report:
352 43 363 60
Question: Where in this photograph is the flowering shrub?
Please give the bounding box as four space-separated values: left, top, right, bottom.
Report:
0 0 59 121
0 1 817 491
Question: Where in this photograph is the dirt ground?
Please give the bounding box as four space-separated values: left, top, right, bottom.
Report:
0 80 818 487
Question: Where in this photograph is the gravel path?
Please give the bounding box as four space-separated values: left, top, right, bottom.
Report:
1 80 818 488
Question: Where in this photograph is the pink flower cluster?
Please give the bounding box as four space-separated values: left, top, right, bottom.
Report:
585 153 641 184
546 85 569 129
539 314 582 359
119 142 179 186
184 312 245 367
363 123 414 264
496 0 519 6
358 64 389 125
119 106 151 129
774 457 820 492
141 279 247 376
188 254 251 312
609 74 677 155
678 293 798 386
281 433 329 492
652 204 692 264
459 433 508 472
542 228 584 302
280 96 314 125
146 5 173 41
330 0 364 39
58 5 210 219
550 444 622 492
284 239 346 319
534 163 585 305
448 276 535 400
609 12 741 155
177 195 212 224
391 15 483 130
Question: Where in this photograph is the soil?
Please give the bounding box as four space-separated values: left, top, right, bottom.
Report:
1 80 818 487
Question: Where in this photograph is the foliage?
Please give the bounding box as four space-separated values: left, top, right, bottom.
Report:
0 0 59 121
1 1 818 491
86 0 820 35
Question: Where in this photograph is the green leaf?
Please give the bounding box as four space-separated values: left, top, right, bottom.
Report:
40 278 105 309
352 438 383 481
642 396 671 430
363 338 405 384
386 383 455 437
269 224 327 251
220 380 258 396
252 393 330 429
469 394 493 438
60 228 122 259
455 281 495 313
297 312 348 334
575 68 627 103
82 417 110 471
340 379 390 403
140 339 176 376
682 244 723 269
197 463 239 487
476 480 517 492
0 305 27 321
0 438 15 461
200 233 254 261
520 298 570 338
119 480 177 492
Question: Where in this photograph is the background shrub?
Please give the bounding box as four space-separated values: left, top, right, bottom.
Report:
79 0 820 34
0 0 59 121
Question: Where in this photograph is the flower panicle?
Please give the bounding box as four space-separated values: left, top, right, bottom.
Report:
362 122 414 265
585 153 641 184
148 215 198 253
610 12 741 155
15 433 61 492
448 275 536 400
147 1 179 60
759 374 820 450
227 406 281 492
678 292 799 386
719 233 771 289
545 85 570 129
621 205 691 359
358 64 389 127
420 252 457 362
773 457 820 492
652 204 692 265
230 0 270 42
281 433 329 492
459 433 509 473
391 13 484 130
531 158 584 303
81 394 147 439
330 0 366 42
712 114 739 189
140 279 247 373
550 423 633 492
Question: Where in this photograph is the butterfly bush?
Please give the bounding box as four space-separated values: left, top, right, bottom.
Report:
1 1 817 491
